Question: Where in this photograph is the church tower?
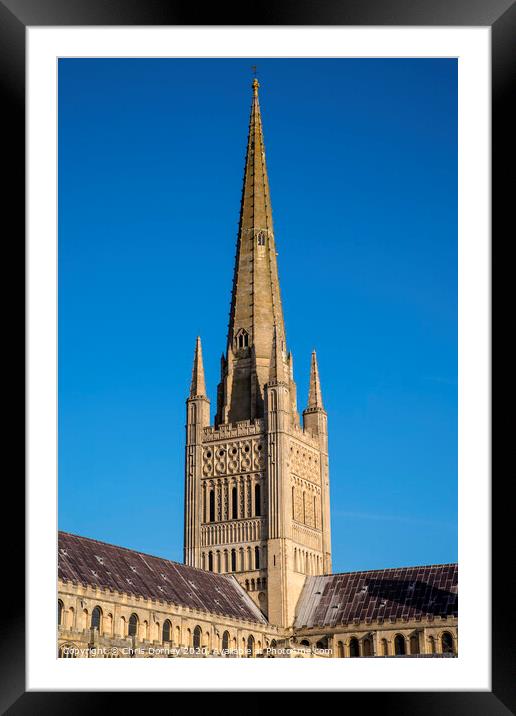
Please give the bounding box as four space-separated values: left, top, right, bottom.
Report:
184 79 332 628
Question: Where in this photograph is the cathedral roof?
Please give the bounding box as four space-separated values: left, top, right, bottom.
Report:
294 563 457 629
58 531 267 625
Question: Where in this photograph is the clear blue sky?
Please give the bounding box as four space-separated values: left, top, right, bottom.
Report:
58 58 457 572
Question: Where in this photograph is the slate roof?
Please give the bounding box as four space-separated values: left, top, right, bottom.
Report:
294 564 458 629
58 531 267 625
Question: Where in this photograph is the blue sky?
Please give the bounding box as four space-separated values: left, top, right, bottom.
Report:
58 58 457 572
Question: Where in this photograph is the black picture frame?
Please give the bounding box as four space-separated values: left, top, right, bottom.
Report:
4 0 511 710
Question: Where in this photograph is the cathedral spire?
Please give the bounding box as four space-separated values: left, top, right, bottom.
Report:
190 336 206 398
307 350 324 410
217 79 287 424
237 76 275 244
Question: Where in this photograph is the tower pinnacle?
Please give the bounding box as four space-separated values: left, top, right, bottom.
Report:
190 336 207 398
307 350 324 410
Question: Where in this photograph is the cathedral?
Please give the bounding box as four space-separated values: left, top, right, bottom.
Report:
57 79 458 659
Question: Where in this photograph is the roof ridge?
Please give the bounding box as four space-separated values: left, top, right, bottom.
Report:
58 530 218 576
59 530 182 564
315 562 458 578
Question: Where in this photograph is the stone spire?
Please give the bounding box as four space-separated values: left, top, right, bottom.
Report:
190 336 207 398
217 78 287 424
307 350 324 410
235 77 276 245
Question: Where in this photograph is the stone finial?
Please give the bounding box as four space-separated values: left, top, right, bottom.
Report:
190 336 207 398
307 350 324 410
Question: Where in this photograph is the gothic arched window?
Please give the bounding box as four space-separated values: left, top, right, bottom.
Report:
410 633 420 654
91 606 102 631
255 546 260 570
163 620 172 643
193 625 202 651
189 403 196 423
363 637 373 656
349 637 360 657
209 489 215 522
232 486 238 519
231 549 237 572
255 484 261 516
222 631 230 654
247 635 255 657
208 551 213 571
235 329 249 350
394 634 406 655
441 631 454 654
128 613 138 637
58 600 63 626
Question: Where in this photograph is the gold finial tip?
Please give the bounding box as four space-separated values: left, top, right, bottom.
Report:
252 77 260 94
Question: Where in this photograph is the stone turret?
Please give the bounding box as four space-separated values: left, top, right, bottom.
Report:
303 350 332 574
184 337 210 566
303 350 325 434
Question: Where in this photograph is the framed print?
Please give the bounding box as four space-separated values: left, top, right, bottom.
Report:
3 0 511 710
